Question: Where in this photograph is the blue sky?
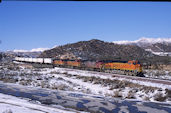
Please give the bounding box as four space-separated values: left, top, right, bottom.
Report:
0 1 171 51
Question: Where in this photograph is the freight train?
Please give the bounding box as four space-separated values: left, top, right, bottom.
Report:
14 57 143 77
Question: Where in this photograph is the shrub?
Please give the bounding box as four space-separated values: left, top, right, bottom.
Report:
154 93 167 102
50 71 60 74
62 72 68 75
2 109 13 113
126 91 135 99
113 91 122 98
58 77 64 80
143 96 150 101
57 84 67 90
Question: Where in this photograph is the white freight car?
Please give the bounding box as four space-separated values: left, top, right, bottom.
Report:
20 57 25 62
32 58 37 62
28 58 33 62
14 57 53 65
14 57 19 61
17 57 21 61
44 58 52 64
24 58 30 62
37 58 44 63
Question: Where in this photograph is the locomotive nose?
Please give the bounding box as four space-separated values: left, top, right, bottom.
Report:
138 64 142 72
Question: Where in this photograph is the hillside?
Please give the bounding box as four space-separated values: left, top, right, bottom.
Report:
144 43 171 56
113 37 171 56
6 51 42 58
39 39 154 62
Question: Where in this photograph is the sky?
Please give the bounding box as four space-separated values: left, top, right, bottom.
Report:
0 1 171 51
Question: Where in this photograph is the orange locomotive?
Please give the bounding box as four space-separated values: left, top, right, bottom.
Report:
53 59 67 67
103 60 143 76
52 59 143 77
66 60 81 67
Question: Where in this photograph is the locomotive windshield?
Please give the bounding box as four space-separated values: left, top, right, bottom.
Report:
133 61 141 65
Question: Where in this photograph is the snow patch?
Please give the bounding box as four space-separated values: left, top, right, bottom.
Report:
113 37 171 45
13 48 49 53
0 93 75 113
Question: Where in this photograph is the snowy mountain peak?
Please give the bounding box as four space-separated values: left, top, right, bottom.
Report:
13 48 49 53
113 37 171 45
113 37 171 56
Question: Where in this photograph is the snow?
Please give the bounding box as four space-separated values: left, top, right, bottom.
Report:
46 67 171 89
119 77 171 89
145 49 171 56
53 73 112 95
0 93 75 113
52 45 58 49
13 48 49 53
12 61 25 64
151 52 171 56
144 69 171 80
1 64 171 104
37 67 171 103
113 37 171 45
30 48 50 52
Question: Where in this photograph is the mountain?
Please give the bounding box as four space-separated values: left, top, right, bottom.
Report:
13 48 49 53
113 37 171 46
0 52 16 63
39 39 154 61
113 37 171 56
6 51 42 58
6 48 49 58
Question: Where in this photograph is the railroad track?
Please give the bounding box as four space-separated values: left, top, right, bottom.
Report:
14 61 171 88
112 74 171 86
145 76 171 82
65 68 171 87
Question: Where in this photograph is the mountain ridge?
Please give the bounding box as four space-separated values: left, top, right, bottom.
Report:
39 39 154 62
113 37 171 45
113 37 171 56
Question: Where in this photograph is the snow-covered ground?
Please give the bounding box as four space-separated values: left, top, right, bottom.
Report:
0 93 77 113
1 81 171 113
41 67 171 89
39 67 171 102
0 63 170 104
144 69 171 80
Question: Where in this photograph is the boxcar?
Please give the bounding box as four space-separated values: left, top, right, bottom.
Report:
44 58 52 64
28 58 33 62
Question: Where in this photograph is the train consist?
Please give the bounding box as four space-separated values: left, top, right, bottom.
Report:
14 57 143 76
14 57 52 64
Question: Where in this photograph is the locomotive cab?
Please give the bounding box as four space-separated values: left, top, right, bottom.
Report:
132 60 143 76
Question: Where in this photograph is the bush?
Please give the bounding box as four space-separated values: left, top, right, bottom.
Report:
126 91 135 99
143 96 150 101
62 72 68 75
154 93 167 102
113 91 122 98
50 71 60 74
57 84 67 90
2 109 13 113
